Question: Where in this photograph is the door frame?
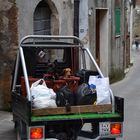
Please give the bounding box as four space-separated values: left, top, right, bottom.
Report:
96 8 109 76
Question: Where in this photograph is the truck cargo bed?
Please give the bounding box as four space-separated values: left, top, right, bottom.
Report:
12 93 123 124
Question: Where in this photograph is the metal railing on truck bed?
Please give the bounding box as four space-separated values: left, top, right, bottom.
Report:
12 35 115 113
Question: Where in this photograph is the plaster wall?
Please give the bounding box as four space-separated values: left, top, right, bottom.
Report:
79 0 90 69
81 0 111 76
0 0 74 109
16 0 74 42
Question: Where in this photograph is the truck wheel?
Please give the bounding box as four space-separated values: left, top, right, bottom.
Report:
67 124 82 140
56 132 67 140
91 123 99 138
16 125 22 140
16 129 21 140
16 120 27 140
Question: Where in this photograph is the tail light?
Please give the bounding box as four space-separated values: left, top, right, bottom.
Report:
30 126 44 139
111 123 122 135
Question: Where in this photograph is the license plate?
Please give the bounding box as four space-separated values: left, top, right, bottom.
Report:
99 122 110 137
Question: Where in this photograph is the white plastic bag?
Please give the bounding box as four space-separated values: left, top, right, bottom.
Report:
31 79 57 108
31 79 46 87
88 76 111 105
33 97 57 109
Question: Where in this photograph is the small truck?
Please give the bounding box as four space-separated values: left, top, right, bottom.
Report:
11 35 124 140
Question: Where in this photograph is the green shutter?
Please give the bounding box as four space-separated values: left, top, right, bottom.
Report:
115 8 121 35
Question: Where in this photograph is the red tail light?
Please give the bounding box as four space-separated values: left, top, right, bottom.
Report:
111 123 122 135
30 127 44 139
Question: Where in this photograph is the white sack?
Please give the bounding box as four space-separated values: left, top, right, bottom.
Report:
88 76 111 105
31 79 57 108
33 97 57 109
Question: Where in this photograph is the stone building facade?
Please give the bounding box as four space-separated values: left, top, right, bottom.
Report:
0 0 18 109
16 0 74 41
0 0 131 109
79 0 131 78
133 0 140 37
0 0 74 109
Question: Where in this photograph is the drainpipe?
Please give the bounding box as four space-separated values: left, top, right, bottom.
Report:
130 2 133 64
73 0 80 72
74 0 80 37
129 0 135 64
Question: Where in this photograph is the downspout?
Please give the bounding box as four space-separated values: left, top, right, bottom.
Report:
130 3 133 64
129 0 135 64
73 0 80 73
74 0 80 37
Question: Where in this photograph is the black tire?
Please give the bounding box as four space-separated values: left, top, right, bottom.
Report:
67 124 82 140
16 129 21 140
91 123 99 138
56 132 67 140
16 120 27 140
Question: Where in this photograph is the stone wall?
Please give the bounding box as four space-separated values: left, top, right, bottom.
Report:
0 0 74 109
0 0 18 109
16 0 74 41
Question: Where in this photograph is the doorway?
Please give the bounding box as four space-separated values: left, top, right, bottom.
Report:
96 8 109 76
33 1 51 35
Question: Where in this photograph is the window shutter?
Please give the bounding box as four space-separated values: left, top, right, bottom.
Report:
115 8 121 35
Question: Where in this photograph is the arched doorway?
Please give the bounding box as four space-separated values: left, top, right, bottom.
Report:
33 1 51 35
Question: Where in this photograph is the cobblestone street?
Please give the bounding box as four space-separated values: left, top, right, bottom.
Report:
0 111 16 140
